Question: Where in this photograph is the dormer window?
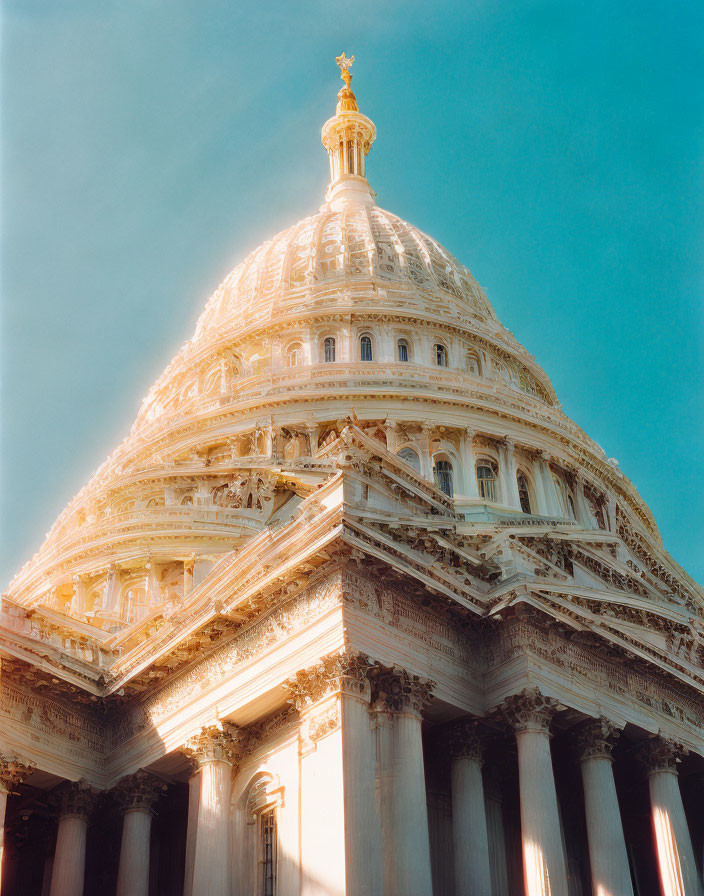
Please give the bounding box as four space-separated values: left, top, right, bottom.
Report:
397 339 410 362
324 337 336 363
433 458 454 497
360 335 373 361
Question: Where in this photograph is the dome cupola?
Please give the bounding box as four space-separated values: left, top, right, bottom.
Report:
321 53 377 208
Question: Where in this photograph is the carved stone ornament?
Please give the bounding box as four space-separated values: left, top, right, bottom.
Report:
113 769 168 813
369 666 435 717
575 717 620 762
286 651 373 712
0 754 35 792
638 736 688 774
445 718 486 763
501 687 559 734
51 779 97 819
182 720 243 767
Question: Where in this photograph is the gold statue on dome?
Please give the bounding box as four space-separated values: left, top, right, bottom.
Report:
335 52 354 89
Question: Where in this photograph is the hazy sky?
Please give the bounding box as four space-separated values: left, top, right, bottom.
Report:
2 0 703 586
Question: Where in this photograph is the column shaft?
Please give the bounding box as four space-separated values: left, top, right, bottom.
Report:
50 815 88 896
451 755 492 896
116 809 152 896
392 712 433 896
649 769 703 896
460 430 479 497
581 756 633 896
183 772 200 896
516 729 568 896
191 760 232 896
341 693 383 896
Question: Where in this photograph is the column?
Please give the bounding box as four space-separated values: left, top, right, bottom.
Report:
419 427 433 480
371 668 434 896
484 764 510 896
640 738 703 896
502 439 522 510
532 457 549 516
0 755 34 895
540 454 561 517
460 428 479 497
184 722 241 896
447 720 492 896
574 475 595 529
575 718 633 896
289 652 383 896
183 770 200 896
502 687 568 896
114 771 166 896
385 418 399 454
50 781 95 896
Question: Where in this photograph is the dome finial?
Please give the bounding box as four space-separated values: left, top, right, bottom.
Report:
336 52 354 89
334 52 359 113
321 53 376 207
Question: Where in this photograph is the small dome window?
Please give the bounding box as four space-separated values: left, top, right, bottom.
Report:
360 335 373 362
517 472 532 514
323 337 336 363
398 446 420 472
397 339 410 363
286 343 303 367
435 343 448 367
433 458 454 497
477 461 497 502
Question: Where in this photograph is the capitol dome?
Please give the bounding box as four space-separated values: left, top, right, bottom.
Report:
5 51 688 627
2 54 704 896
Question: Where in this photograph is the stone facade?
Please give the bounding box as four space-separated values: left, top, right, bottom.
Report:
0 56 702 896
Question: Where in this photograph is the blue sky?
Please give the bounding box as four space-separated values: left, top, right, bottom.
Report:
2 0 703 586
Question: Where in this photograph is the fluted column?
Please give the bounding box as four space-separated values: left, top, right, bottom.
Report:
447 720 492 896
114 771 166 896
502 439 522 510
460 428 479 497
575 718 633 896
184 722 241 896
288 652 383 896
502 687 568 896
0 755 34 895
49 781 95 896
640 738 703 896
371 668 434 896
419 427 433 479
540 454 561 517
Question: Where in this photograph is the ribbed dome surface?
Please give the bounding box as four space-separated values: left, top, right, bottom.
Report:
193 203 498 343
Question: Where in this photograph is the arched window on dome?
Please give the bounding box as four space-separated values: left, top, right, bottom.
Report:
360 335 373 362
286 343 303 368
397 339 410 363
477 460 497 502
433 458 454 497
323 337 336 363
434 343 448 368
181 494 193 506
397 446 420 473
516 471 532 515
465 352 481 376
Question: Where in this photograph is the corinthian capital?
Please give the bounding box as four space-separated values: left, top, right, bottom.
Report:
51 779 97 819
501 687 558 733
0 754 35 792
113 770 167 813
445 718 486 763
575 717 620 761
369 666 434 717
183 721 243 767
286 651 373 711
639 736 687 774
